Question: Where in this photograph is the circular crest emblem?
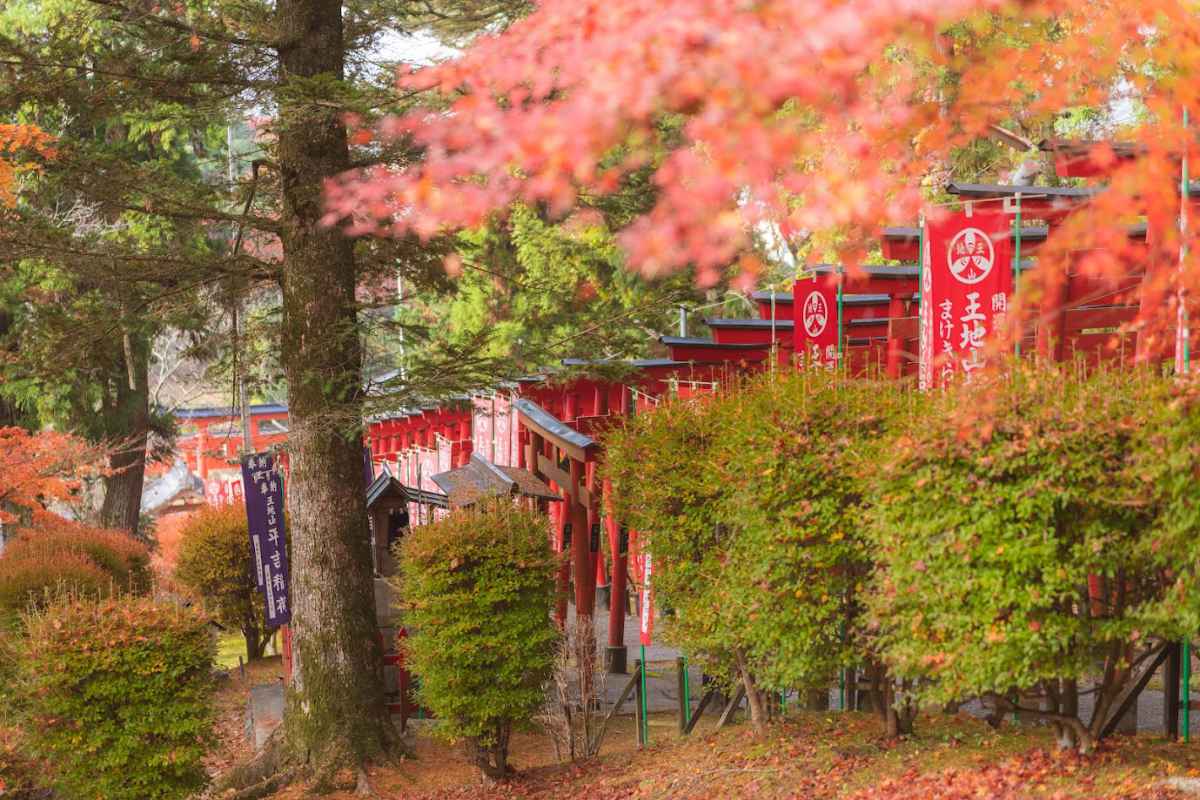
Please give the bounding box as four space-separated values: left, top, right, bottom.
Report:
947 227 995 285
802 291 829 338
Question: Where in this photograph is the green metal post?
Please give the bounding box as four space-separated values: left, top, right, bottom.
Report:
837 268 845 359
1182 107 1191 744
917 216 925 305
639 644 649 745
1013 193 1022 357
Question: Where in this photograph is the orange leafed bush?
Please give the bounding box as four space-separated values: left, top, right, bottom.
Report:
0 123 54 207
0 427 109 524
0 513 151 622
0 550 110 619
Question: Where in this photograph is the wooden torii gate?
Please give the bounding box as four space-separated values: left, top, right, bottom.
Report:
515 397 631 673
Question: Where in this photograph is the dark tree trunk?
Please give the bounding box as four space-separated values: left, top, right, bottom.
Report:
0 309 25 429
99 336 150 539
734 650 768 735
275 0 396 776
468 723 512 780
242 598 269 661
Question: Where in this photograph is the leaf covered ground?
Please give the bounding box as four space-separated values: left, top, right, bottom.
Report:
210 667 1200 800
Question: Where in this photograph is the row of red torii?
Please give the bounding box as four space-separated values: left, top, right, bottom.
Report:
353 176 1187 679
270 146 1187 720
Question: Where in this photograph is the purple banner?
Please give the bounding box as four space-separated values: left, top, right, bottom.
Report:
240 452 291 627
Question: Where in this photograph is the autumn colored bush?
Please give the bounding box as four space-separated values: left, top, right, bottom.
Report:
867 364 1181 753
605 370 908 735
397 500 559 779
15 595 215 800
174 501 275 660
0 513 151 622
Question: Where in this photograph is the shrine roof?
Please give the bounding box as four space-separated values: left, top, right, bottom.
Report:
806 264 919 278
1039 138 1144 157
659 336 773 349
365 473 449 510
841 293 918 305
702 318 795 329
560 357 688 368
431 454 558 507
946 182 1098 199
514 398 598 462
176 403 288 419
752 291 793 304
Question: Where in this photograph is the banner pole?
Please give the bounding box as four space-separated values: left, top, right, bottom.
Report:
640 644 649 745
836 268 844 361
1182 104 1191 743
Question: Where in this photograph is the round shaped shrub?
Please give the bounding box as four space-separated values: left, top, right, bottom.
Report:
0 515 151 622
0 550 110 618
17 595 215 800
174 502 274 660
867 365 1172 751
397 500 559 779
605 369 904 733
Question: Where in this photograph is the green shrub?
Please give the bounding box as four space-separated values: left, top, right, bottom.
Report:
0 721 39 800
0 514 151 622
605 370 906 733
17 595 215 800
867 365 1175 752
174 502 274 660
396 500 559 779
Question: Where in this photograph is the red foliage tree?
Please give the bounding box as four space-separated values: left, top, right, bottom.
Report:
327 0 1200 341
0 427 108 525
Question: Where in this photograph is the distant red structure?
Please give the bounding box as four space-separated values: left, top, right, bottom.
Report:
173 404 290 504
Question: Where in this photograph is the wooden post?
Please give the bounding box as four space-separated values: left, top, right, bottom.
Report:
570 458 595 621
1037 267 1069 361
1166 643 1182 740
604 479 628 673
885 294 904 378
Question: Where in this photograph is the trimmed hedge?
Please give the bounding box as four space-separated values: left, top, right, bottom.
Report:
605 370 906 732
17 596 215 800
174 501 275 660
0 514 151 622
397 500 559 779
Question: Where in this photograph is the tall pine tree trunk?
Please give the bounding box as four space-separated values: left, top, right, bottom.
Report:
275 0 396 776
99 334 150 538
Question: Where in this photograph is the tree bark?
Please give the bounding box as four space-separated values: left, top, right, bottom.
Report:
275 0 396 776
99 335 150 539
734 650 768 736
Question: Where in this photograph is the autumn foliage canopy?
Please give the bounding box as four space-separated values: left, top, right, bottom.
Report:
328 0 1200 344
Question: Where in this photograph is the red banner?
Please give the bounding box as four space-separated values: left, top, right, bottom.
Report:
793 279 839 367
920 209 1014 388
639 554 654 646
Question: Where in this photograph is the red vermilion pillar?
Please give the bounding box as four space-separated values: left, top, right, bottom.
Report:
885 294 905 379
570 458 595 621
1136 260 1169 364
550 497 569 628
1037 268 1069 361
603 479 628 673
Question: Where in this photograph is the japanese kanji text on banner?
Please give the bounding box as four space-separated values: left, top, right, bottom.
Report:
240 452 291 627
793 279 839 367
639 554 654 646
920 210 1014 389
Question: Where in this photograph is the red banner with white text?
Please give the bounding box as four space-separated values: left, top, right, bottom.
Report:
920 209 1014 389
793 279 839 368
